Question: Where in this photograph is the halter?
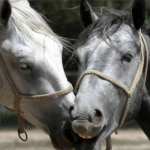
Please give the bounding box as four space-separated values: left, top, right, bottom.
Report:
0 52 73 141
76 34 148 150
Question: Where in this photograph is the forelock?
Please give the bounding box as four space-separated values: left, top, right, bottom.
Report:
76 8 130 48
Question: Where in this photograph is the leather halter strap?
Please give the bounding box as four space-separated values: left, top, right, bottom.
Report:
76 34 148 150
0 52 73 141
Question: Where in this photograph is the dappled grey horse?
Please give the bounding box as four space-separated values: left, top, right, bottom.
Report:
70 0 150 149
0 0 77 149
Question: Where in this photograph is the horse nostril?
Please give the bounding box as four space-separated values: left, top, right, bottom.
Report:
94 109 102 118
93 109 103 123
93 109 103 125
69 105 74 116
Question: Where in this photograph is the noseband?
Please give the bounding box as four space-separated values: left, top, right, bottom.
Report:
76 34 148 150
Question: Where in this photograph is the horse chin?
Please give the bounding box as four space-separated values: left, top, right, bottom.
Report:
63 128 103 149
50 133 76 150
73 133 103 150
72 124 114 150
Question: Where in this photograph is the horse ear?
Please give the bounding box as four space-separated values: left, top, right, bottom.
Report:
80 0 98 28
0 0 12 27
131 0 146 30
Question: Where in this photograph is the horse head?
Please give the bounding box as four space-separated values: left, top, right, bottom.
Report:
0 0 77 149
70 0 148 149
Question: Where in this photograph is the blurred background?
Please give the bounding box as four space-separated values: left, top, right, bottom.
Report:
0 0 150 150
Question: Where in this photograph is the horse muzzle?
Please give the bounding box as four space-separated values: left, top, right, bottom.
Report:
70 105 106 139
72 119 103 139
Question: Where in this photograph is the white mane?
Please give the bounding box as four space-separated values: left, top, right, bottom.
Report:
9 0 69 48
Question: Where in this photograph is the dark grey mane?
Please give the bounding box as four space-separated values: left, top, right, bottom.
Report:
76 7 150 48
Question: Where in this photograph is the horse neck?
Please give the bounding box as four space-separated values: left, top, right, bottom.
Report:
135 88 150 140
135 33 150 140
144 34 150 95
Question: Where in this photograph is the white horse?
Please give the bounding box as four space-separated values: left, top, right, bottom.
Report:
0 0 76 149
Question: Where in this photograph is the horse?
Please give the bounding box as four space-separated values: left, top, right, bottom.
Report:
70 0 150 149
0 0 77 149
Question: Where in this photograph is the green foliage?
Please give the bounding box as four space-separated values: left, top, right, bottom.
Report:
30 0 150 40
122 120 140 129
30 0 81 40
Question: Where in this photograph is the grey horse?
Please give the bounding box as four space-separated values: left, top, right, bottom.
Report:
70 0 150 149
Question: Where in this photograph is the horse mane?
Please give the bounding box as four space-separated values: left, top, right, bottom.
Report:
141 22 150 37
76 7 150 48
10 0 70 49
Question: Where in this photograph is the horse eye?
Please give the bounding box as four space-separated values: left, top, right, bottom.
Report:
122 53 133 63
19 63 30 70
